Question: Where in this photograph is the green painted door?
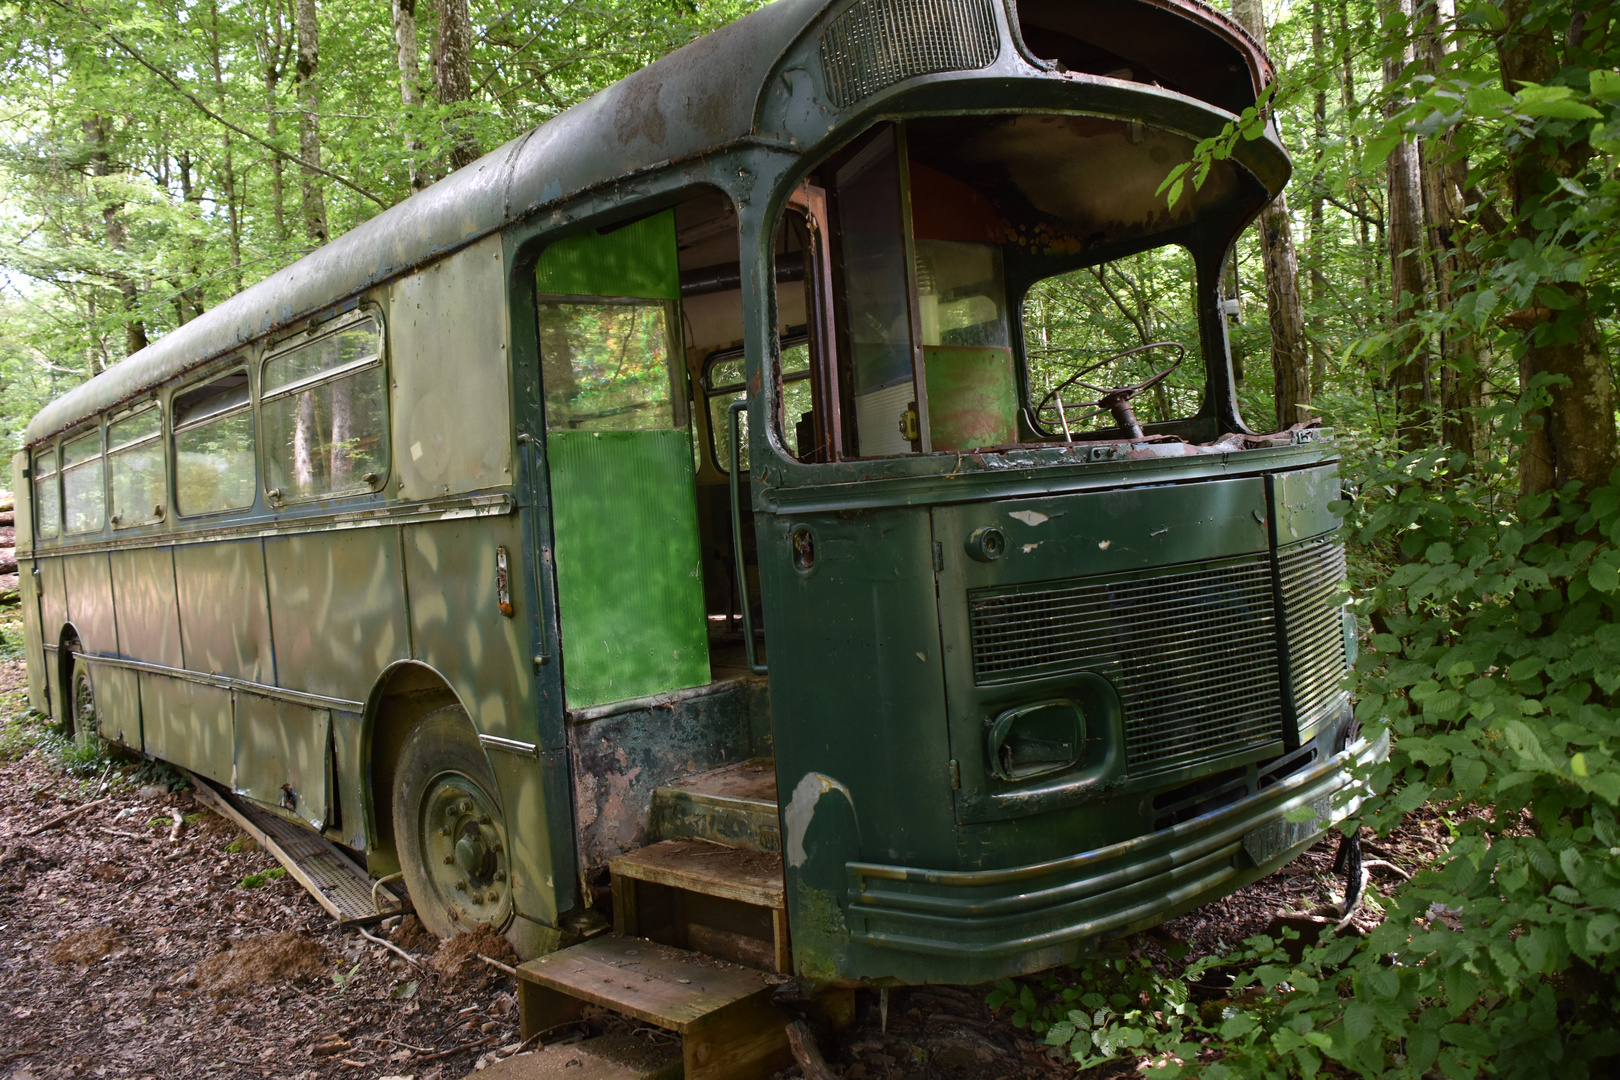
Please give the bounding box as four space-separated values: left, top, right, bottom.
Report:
537 211 710 710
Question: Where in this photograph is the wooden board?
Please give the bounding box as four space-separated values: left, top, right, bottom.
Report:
516 935 774 1034
609 840 784 910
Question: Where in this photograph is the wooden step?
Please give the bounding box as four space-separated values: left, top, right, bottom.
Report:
650 761 780 853
515 936 790 1080
469 1033 680 1080
610 840 787 973
186 771 406 925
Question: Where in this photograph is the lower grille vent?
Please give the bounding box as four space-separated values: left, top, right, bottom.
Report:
1278 537 1349 730
818 0 1000 109
969 556 1285 774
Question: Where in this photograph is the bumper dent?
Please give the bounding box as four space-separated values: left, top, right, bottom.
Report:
846 731 1388 958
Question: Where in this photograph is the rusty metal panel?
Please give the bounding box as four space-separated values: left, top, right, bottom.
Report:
488 747 578 928
91 664 141 749
264 528 410 700
140 673 234 785
63 553 116 653
401 515 536 744
11 453 31 556
390 234 513 502
110 547 184 668
38 557 67 720
174 539 275 682
233 693 331 830
330 709 366 850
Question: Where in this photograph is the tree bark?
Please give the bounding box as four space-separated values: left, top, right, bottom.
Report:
211 0 243 291
1384 0 1430 451
261 0 289 241
1230 0 1311 431
1308 0 1329 397
82 115 145 361
432 0 480 171
1498 0 1617 497
392 0 426 189
294 0 329 244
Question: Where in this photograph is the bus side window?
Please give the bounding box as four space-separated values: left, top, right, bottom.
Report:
61 428 105 535
706 338 810 472
537 300 680 432
261 313 388 500
108 406 165 527
33 446 59 539
173 369 255 516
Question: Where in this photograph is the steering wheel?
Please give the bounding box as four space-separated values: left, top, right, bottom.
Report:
1034 341 1186 441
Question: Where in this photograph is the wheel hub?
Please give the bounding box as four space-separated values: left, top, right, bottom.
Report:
421 776 510 926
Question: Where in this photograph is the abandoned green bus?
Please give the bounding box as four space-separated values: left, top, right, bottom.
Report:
16 0 1382 1006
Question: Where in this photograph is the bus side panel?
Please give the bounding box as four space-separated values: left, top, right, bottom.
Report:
37 556 67 722
234 694 330 829
174 540 275 683
142 675 234 784
63 553 117 654
110 548 184 668
401 516 534 744
263 528 410 700
11 453 47 714
389 233 513 503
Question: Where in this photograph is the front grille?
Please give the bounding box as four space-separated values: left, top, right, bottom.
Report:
969 555 1285 774
1278 537 1349 730
818 0 1001 109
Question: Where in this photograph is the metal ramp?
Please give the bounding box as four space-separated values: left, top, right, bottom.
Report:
186 773 408 925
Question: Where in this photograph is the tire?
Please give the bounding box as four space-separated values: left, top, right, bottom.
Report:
68 656 102 752
391 706 513 941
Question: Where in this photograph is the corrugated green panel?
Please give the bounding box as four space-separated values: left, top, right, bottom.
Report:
548 429 710 709
535 210 680 300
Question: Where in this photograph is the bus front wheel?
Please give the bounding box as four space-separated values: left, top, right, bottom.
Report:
391 706 513 940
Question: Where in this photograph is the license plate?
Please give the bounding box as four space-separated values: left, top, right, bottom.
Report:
1242 794 1333 866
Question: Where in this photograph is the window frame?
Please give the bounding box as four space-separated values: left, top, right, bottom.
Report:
704 330 811 474
32 442 60 541
535 294 689 434
59 424 107 537
257 308 391 506
170 362 257 520
107 401 167 530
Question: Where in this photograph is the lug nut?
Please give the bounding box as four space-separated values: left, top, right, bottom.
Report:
443 855 455 865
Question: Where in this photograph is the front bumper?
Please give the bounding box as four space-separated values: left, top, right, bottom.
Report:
845 731 1388 961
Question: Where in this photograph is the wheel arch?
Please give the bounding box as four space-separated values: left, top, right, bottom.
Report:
359 660 502 867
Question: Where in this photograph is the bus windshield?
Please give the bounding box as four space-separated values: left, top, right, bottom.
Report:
781 113 1248 460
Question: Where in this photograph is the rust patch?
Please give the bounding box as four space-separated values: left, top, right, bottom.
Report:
614 78 667 146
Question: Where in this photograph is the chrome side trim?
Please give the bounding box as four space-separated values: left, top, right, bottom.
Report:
478 734 539 758
26 491 515 558
79 652 364 713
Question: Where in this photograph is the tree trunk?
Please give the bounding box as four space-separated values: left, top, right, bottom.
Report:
1498 0 1617 497
263 0 289 241
212 0 243 291
1384 0 1430 451
177 151 206 323
294 392 315 491
1308 0 1329 397
432 0 480 171
294 0 329 244
83 115 145 361
392 0 426 189
1229 0 1311 431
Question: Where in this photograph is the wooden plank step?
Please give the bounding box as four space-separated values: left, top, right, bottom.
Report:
186 772 407 925
468 1033 680 1080
610 840 783 910
516 936 790 1080
650 761 779 853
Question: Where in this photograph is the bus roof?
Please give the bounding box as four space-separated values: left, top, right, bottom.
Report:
24 0 1268 447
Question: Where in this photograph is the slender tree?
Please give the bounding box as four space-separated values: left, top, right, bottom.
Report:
1231 0 1312 431
433 0 479 171
294 0 329 243
393 0 426 189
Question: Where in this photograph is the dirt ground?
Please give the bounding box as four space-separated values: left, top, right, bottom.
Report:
0 606 1438 1080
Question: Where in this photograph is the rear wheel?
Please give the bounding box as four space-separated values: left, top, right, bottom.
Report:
68 656 102 751
392 706 513 940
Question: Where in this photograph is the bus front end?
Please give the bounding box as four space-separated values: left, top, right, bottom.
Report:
739 0 1387 985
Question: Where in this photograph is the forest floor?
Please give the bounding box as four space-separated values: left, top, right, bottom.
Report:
0 605 1442 1080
